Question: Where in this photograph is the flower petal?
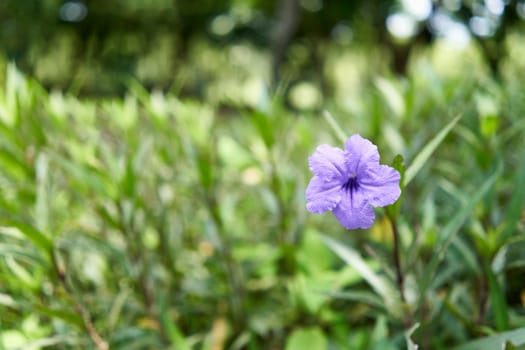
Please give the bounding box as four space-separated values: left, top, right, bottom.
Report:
332 193 375 229
359 164 401 207
305 175 342 214
308 144 346 182
344 134 380 175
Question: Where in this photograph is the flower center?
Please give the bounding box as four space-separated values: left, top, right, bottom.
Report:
342 173 359 193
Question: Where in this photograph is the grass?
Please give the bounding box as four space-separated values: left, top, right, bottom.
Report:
0 39 525 349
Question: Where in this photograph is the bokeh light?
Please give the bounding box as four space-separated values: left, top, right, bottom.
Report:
430 11 471 48
386 12 418 40
59 1 87 22
401 0 433 21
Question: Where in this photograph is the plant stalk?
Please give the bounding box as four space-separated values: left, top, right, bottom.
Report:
391 218 405 303
391 218 414 327
52 249 109 350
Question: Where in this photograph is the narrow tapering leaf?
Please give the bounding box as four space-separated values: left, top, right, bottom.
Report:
322 111 347 144
418 163 501 304
4 222 53 255
453 327 525 350
498 153 525 245
404 114 461 186
485 260 509 331
405 323 420 350
322 235 401 316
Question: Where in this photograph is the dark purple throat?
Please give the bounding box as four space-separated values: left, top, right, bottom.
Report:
342 174 359 194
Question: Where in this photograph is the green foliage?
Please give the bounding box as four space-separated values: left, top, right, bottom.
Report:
285 327 327 350
403 114 461 187
1 40 525 350
453 327 525 350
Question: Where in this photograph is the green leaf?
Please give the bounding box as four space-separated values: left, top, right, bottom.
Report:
386 154 405 221
405 323 420 350
195 146 214 191
371 315 388 342
32 304 83 327
285 327 327 350
120 157 137 199
54 155 115 198
322 111 347 144
451 237 482 274
35 153 50 233
453 327 525 350
375 77 405 118
391 154 406 188
155 289 191 350
0 293 18 309
480 115 499 137
369 316 397 350
5 256 40 289
0 242 42 262
498 155 525 245
418 164 502 306
324 290 386 310
504 238 525 271
160 312 190 350
0 145 31 180
485 260 509 331
3 222 53 256
322 235 401 316
250 110 275 148
218 136 253 169
404 114 461 186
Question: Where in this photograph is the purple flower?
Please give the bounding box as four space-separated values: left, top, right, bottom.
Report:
306 134 401 229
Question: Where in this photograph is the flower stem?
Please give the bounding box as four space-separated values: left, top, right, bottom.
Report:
390 218 414 326
52 249 109 350
391 218 405 303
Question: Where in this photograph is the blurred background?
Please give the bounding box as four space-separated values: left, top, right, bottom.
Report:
3 0 525 99
1 1 525 349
